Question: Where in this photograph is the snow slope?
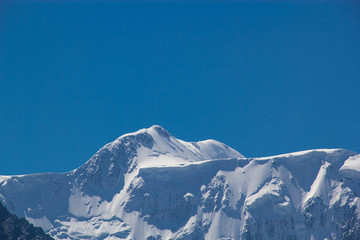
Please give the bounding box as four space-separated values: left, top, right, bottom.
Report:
0 125 359 239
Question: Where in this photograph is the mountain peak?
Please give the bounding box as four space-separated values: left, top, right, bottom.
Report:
148 124 169 133
116 125 171 141
146 125 172 139
0 127 359 240
70 125 243 198
110 125 243 163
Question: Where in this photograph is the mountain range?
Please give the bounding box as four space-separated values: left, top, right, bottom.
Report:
0 125 359 239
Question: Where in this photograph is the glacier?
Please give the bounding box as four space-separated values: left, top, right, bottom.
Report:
0 125 359 240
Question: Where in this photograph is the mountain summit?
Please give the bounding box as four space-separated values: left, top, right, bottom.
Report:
0 126 359 239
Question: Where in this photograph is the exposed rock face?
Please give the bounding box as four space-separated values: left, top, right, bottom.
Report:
0 202 53 240
0 125 359 239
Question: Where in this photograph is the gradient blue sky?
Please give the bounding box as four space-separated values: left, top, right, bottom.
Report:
1 2 360 175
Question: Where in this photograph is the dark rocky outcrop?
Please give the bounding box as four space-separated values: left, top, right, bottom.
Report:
0 202 53 240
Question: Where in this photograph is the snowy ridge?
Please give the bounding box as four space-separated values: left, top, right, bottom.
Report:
0 125 359 240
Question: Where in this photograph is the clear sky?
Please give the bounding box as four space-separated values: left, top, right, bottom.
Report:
1 2 360 175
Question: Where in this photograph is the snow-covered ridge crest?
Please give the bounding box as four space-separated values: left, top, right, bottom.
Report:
76 124 243 173
69 125 243 199
108 124 244 163
0 125 360 240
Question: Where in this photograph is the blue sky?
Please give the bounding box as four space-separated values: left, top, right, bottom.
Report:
1 2 360 174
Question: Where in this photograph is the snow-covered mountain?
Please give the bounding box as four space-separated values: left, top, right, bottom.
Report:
0 125 359 240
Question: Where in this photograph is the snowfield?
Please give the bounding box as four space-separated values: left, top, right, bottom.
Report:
0 125 359 239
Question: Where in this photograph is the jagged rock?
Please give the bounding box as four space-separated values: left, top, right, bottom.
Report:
0 125 359 239
0 202 53 240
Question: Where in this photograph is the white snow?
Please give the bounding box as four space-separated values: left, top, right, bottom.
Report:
26 216 53 231
339 154 360 179
304 162 331 205
0 125 359 240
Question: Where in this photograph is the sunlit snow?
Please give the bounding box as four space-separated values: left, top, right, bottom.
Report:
0 125 359 239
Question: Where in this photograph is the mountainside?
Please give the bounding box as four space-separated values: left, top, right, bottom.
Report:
0 201 53 240
0 125 359 240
